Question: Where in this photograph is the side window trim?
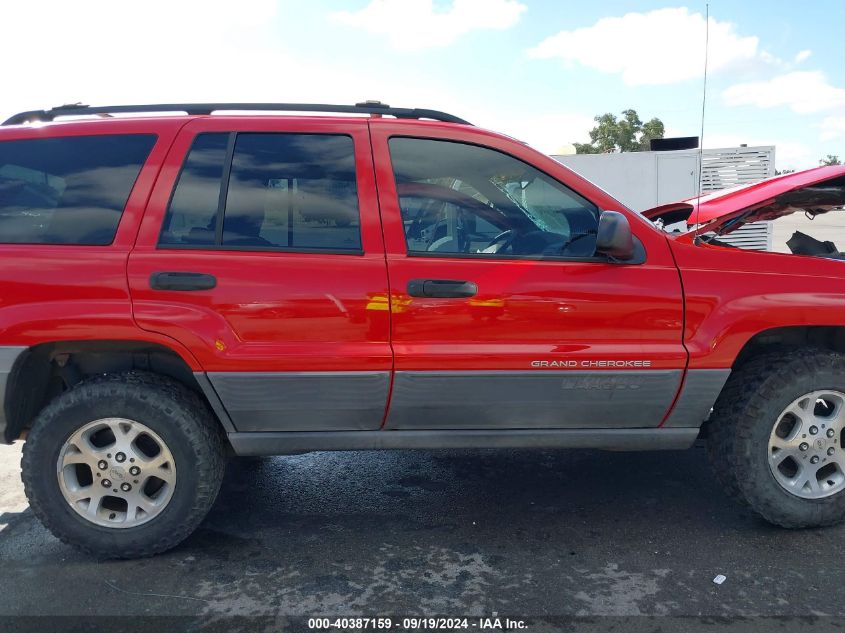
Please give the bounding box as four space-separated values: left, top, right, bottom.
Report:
157 131 365 255
405 243 646 264
214 133 237 247
157 243 365 254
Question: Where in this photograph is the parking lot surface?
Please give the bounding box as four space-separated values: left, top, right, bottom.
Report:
1 441 844 629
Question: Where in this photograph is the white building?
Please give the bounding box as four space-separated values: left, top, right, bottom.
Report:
552 145 807 252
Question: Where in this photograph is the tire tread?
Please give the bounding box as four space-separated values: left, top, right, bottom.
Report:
707 349 845 528
21 371 226 558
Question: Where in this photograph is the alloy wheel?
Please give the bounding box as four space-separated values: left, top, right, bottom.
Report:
768 391 845 500
56 418 176 528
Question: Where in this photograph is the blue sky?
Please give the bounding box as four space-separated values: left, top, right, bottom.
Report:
2 1 843 169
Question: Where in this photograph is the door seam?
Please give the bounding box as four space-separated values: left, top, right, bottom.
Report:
366 120 396 429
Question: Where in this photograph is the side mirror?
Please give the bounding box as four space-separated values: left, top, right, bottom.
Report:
595 211 634 261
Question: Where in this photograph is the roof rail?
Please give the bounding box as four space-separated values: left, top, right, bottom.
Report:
1 101 472 126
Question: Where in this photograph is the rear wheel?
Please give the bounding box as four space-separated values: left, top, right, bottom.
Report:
22 372 226 558
707 349 845 527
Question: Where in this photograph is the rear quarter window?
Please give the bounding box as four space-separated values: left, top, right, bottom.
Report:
0 134 156 245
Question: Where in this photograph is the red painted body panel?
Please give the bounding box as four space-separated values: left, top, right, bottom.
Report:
127 117 392 372
670 237 845 369
368 120 687 373
0 118 202 369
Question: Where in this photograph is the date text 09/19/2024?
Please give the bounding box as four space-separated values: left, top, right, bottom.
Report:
307 617 528 630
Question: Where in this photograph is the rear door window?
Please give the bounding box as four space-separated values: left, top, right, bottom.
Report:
159 132 362 252
0 135 156 245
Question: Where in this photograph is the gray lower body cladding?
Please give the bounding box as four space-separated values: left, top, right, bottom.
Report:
662 369 731 427
206 371 391 432
0 346 27 442
228 427 700 455
214 369 704 455
205 369 704 433
385 370 683 430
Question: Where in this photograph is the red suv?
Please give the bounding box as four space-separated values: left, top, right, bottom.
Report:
2 102 845 558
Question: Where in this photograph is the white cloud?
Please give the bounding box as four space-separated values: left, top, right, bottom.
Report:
475 112 595 153
528 7 765 86
772 142 815 171
330 0 526 52
819 116 845 141
722 71 845 114
1 0 282 116
0 0 542 143
0 0 470 122
795 49 812 64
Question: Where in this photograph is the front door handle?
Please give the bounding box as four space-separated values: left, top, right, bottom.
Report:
150 272 217 291
407 279 478 298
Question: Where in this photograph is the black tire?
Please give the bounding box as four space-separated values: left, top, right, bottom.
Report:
707 349 845 528
21 371 227 558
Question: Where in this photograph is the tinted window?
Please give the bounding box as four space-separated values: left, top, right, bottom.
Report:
0 135 156 245
159 133 228 246
159 132 361 252
389 138 599 259
223 134 360 250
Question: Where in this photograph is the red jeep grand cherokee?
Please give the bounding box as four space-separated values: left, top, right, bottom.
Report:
2 102 845 558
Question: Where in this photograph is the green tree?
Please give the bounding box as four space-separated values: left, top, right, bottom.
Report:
574 109 665 154
820 154 842 166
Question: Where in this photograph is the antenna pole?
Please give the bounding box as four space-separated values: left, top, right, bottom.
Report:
694 3 710 242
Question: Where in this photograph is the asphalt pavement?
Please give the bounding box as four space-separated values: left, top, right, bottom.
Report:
1 440 844 630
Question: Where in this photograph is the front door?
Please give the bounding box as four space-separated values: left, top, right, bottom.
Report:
128 117 391 432
369 121 686 430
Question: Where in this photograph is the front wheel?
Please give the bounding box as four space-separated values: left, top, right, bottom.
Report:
707 349 845 528
21 372 226 558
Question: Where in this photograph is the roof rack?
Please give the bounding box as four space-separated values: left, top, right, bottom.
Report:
2 101 472 126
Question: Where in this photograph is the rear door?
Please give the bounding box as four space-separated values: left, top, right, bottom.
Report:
128 117 392 432
370 120 686 430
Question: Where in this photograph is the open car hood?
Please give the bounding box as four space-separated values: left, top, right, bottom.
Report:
642 165 845 236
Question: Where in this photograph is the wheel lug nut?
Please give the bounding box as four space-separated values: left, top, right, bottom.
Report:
828 447 836 456
120 483 131 492
129 466 140 476
811 456 820 464
828 429 836 438
115 452 126 463
97 460 108 470
102 479 112 487
800 442 809 451
810 426 819 435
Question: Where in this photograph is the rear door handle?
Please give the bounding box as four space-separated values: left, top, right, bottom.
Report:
407 279 478 298
150 272 217 291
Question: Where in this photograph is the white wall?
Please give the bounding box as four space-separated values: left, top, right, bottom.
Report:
554 147 775 251
552 150 698 213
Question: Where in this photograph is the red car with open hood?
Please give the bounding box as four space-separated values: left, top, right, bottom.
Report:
2 102 845 558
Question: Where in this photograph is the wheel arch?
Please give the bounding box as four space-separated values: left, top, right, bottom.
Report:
4 339 234 443
732 325 845 371
689 325 845 439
